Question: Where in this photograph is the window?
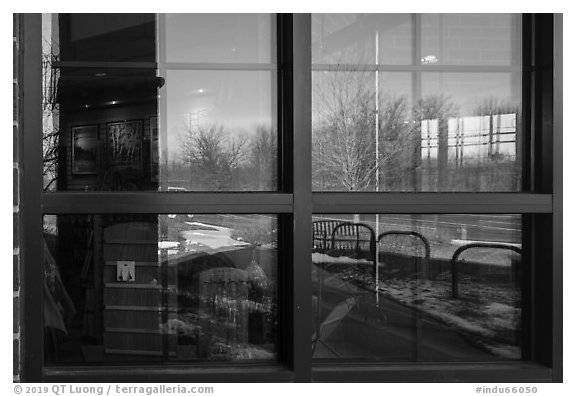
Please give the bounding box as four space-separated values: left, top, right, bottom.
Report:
312 14 523 192
18 13 562 382
312 214 524 361
44 214 279 364
310 14 526 363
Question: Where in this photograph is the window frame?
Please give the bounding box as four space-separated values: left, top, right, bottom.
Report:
19 13 562 383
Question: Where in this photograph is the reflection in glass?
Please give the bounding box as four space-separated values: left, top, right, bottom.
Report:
418 73 521 192
312 71 376 191
163 70 277 191
312 214 522 361
312 14 413 65
42 14 277 192
312 13 522 192
312 14 521 66
313 70 522 192
43 214 278 364
53 13 157 62
421 14 521 66
312 71 521 192
164 14 276 63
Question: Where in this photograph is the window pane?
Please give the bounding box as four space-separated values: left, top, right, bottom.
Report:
50 13 157 63
42 14 278 192
43 214 278 364
421 14 521 66
313 70 522 191
312 214 522 361
312 14 521 66
164 14 276 63
312 14 413 65
312 70 521 192
419 73 521 191
312 13 523 192
163 70 277 191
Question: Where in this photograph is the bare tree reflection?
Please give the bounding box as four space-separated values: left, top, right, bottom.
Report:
179 124 248 190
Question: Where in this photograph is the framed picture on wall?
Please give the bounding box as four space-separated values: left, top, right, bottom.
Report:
71 125 99 175
107 120 143 167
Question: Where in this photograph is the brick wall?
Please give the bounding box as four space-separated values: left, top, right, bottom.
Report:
13 13 21 383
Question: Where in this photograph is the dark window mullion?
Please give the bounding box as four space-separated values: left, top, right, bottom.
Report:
552 14 563 381
41 192 294 214
54 62 278 71
312 192 552 214
160 62 276 71
275 13 294 369
292 13 313 383
53 61 157 69
278 13 294 194
21 13 44 383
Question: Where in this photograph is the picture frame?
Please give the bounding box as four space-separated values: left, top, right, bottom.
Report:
71 125 99 175
107 120 143 167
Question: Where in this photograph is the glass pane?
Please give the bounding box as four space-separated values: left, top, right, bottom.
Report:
312 14 413 65
312 71 521 192
312 13 523 192
419 73 521 191
163 70 277 191
421 14 521 66
312 13 521 66
49 13 157 62
42 14 278 192
312 214 522 361
44 214 278 364
164 14 276 63
312 71 376 191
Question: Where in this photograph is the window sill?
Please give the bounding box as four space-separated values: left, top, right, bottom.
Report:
43 364 293 383
312 361 555 383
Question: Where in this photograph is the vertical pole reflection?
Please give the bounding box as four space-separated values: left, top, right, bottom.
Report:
374 29 380 306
